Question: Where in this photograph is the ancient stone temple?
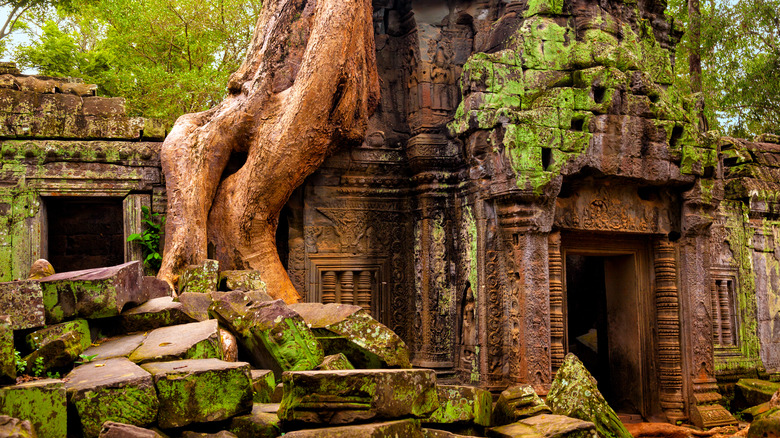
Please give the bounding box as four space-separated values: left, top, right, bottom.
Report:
2 0 780 429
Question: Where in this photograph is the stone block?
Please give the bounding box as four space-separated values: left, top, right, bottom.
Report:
82 96 126 116
119 296 197 332
423 429 483 438
24 319 91 371
99 422 165 438
178 291 214 321
488 414 598 438
493 385 551 426
64 357 159 438
316 353 355 370
278 369 439 425
178 259 219 294
736 379 780 410
748 411 780 438
229 404 280 438
181 432 237 438
424 385 492 427
290 303 410 369
27 259 54 280
219 270 267 292
82 333 147 361
547 354 631 438
40 261 144 323
251 369 276 403
129 319 222 364
0 415 36 438
141 276 173 300
283 419 425 438
0 379 66 438
0 280 45 329
141 358 253 429
211 294 323 378
0 315 14 381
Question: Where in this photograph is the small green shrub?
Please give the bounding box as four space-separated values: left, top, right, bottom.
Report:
30 356 44 376
13 350 26 375
127 206 166 273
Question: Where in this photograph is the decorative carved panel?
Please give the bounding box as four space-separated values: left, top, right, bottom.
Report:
306 255 390 320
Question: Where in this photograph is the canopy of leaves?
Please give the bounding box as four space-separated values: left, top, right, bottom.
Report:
668 0 780 136
13 0 261 122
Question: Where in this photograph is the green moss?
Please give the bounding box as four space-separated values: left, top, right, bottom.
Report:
0 379 67 438
72 383 159 438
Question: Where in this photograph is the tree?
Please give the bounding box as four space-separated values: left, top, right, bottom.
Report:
13 0 260 122
158 0 379 303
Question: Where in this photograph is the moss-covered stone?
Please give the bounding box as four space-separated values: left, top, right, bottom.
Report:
316 353 355 370
177 291 215 321
547 354 631 438
211 293 323 379
423 385 492 427
0 280 45 329
0 415 36 438
24 318 91 372
129 319 222 364
290 303 410 369
0 315 14 381
492 385 551 426
119 296 197 332
98 421 166 438
229 404 280 438
218 270 267 293
0 378 66 438
40 261 145 323
278 369 439 425
735 379 780 409
27 259 54 280
489 414 598 438
141 358 253 429
283 419 425 438
178 259 219 294
82 332 147 361
64 357 159 438
250 369 276 403
748 411 780 438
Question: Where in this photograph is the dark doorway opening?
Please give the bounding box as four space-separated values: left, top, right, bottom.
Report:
565 252 643 415
47 197 124 272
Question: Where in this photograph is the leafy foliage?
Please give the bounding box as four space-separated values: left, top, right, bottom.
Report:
13 349 26 375
127 206 165 274
13 0 261 122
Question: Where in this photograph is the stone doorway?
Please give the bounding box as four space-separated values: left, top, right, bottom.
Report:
562 234 655 418
45 197 125 272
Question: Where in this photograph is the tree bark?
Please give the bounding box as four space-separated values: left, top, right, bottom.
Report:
158 0 380 303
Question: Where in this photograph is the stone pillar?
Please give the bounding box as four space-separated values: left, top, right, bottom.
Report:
11 191 45 280
548 231 565 374
123 194 151 264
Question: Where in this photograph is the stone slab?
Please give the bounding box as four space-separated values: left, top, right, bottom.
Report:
278 368 439 425
99 422 165 438
178 259 219 294
0 379 66 438
316 353 355 370
736 379 780 410
489 414 598 438
0 280 45 329
424 429 484 438
141 276 172 300
211 294 323 379
219 270 267 292
493 385 551 426
120 296 197 332
64 357 158 438
283 419 425 438
424 385 492 427
178 292 214 321
39 261 144 323
141 358 253 429
229 403 280 438
24 319 91 371
82 333 147 361
291 303 411 369
129 319 222 364
251 369 276 403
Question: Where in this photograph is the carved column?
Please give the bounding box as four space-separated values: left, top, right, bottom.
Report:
653 238 685 423
548 231 565 374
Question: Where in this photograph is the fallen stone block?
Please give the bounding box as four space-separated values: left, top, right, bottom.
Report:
283 419 425 438
219 270 267 292
142 276 173 300
24 319 91 371
120 296 197 332
736 379 780 410
251 369 276 403
279 368 439 425
0 415 36 438
424 385 492 428
424 429 484 438
743 401 778 421
290 303 410 369
0 316 14 381
493 385 551 426
40 261 144 323
547 354 631 438
178 259 219 294
0 280 45 329
82 333 147 361
489 414 598 438
99 422 165 438
748 411 780 438
129 319 222 364
229 403 280 438
178 292 214 321
64 357 159 438
141 358 253 429
0 379 66 438
316 353 355 370
181 432 237 438
211 294 323 378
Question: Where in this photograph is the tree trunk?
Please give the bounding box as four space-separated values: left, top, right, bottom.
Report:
158 0 380 303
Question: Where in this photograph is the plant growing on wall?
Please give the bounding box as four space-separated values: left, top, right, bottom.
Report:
127 206 165 273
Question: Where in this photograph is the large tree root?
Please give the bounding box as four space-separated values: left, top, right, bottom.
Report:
158 0 379 303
